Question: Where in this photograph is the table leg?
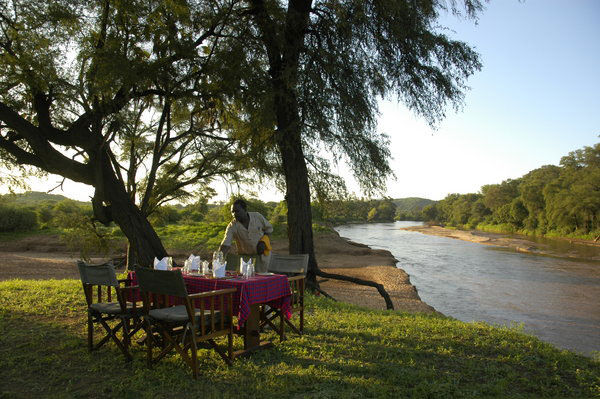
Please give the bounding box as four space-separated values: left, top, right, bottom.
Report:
234 304 273 358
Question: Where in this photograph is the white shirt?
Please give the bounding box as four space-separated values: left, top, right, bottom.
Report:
220 211 273 256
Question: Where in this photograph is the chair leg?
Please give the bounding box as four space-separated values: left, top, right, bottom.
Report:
87 311 94 352
279 311 285 342
228 331 233 363
121 318 132 362
145 319 154 368
190 333 199 379
300 309 304 335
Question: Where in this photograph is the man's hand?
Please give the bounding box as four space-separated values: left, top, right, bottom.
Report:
256 240 266 255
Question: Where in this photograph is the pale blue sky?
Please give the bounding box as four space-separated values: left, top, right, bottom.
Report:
10 0 600 203
365 0 600 201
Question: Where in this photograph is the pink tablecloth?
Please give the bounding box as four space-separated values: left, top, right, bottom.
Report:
129 271 292 327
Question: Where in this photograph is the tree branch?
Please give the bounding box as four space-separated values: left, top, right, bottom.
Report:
313 269 395 310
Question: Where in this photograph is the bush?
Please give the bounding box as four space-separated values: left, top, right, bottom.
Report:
0 205 38 232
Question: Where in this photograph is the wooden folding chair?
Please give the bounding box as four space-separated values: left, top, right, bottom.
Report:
135 267 236 378
261 254 308 341
77 260 142 361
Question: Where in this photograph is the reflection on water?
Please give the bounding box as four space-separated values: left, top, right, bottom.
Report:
336 221 600 357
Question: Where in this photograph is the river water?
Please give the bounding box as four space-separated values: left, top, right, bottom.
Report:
335 221 600 357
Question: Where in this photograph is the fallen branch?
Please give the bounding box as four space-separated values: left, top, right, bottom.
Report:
312 269 394 310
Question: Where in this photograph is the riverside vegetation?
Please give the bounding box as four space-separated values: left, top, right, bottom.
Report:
421 143 600 241
1 278 599 399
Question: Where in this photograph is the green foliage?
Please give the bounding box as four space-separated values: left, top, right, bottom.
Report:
1 279 599 398
148 205 182 227
392 197 436 212
269 201 288 225
425 142 600 240
0 205 37 232
155 222 228 253
0 191 75 206
316 196 410 224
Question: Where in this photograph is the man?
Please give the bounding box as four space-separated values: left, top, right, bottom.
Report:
219 199 273 272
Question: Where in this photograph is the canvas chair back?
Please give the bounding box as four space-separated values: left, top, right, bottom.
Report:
268 254 309 276
77 260 119 287
136 267 188 298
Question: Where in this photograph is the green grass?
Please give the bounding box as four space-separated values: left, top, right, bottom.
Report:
1 279 598 398
0 227 63 242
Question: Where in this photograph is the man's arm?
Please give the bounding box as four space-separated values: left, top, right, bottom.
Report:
219 222 234 255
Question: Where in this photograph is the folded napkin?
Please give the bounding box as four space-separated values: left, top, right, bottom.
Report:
212 260 227 278
185 254 201 271
154 256 171 270
240 258 254 278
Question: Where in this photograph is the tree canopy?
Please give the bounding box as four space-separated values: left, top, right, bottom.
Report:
0 0 252 265
1 0 486 274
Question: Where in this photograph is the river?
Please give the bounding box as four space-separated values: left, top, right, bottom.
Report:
335 221 600 357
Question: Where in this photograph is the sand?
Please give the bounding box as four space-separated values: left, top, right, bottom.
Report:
402 225 600 261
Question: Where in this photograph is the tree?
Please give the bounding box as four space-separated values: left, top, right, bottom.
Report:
481 179 521 212
544 143 600 234
0 0 246 266
518 165 561 231
234 0 483 291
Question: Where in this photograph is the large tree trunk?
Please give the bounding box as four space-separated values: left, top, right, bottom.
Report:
274 119 318 285
92 150 168 269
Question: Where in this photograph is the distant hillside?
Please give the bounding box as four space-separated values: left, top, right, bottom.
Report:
0 191 87 206
392 197 436 212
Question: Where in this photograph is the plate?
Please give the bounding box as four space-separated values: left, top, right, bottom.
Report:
257 272 275 276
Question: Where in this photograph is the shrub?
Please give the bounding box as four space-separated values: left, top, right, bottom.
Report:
0 205 38 232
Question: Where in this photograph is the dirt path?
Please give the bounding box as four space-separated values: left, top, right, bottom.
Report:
0 232 436 314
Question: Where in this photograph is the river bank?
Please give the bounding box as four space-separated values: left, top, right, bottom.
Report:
402 225 600 262
272 232 437 313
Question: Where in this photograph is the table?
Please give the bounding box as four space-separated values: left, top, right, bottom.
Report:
129 270 292 356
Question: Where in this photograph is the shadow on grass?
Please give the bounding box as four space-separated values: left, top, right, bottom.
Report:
1 305 599 399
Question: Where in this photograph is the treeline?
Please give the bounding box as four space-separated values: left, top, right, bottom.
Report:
313 197 433 223
0 192 433 240
424 143 600 239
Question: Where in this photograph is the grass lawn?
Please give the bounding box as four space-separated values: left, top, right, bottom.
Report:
0 279 598 399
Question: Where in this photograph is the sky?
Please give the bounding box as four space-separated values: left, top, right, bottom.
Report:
5 0 600 203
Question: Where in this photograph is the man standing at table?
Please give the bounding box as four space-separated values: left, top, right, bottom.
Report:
219 199 273 272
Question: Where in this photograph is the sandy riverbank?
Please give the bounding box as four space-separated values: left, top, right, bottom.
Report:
0 232 437 314
272 232 437 313
401 225 600 261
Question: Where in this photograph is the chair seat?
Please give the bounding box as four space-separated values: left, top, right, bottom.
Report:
149 305 224 326
90 301 141 315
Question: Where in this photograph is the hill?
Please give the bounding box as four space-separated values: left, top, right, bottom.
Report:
392 197 435 212
0 191 87 206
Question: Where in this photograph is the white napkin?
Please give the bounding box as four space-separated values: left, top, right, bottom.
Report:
212 260 227 278
153 257 168 270
186 254 201 271
240 258 248 276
